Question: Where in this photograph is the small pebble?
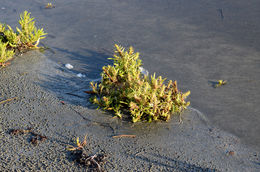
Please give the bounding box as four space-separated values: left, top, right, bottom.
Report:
65 63 73 69
76 73 86 78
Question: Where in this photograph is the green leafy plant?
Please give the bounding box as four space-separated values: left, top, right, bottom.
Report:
16 11 47 48
0 11 47 66
215 80 227 88
2 25 20 48
45 3 55 9
88 44 190 122
0 42 14 64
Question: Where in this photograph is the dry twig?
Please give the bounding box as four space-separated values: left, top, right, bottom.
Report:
112 134 136 138
10 128 32 135
0 97 18 105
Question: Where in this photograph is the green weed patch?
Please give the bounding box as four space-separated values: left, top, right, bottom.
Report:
89 44 190 122
0 11 46 66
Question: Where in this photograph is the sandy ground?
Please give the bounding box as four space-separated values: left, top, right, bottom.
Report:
1 0 260 171
0 51 259 172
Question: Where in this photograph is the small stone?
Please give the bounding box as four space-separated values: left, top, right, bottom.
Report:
76 73 86 78
65 63 73 69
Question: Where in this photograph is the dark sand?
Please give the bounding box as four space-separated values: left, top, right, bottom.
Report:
0 0 260 171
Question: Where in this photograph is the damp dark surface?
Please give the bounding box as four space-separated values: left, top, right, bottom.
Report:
1 0 259 153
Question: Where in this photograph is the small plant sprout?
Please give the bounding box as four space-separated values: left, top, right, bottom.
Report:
67 135 87 151
215 80 227 88
88 44 190 123
45 3 55 9
67 135 107 171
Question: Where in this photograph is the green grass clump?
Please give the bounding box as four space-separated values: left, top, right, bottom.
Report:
89 44 190 122
0 11 47 66
0 42 15 63
16 11 46 48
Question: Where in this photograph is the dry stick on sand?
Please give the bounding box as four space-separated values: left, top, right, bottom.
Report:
112 135 136 138
10 128 32 135
0 97 18 105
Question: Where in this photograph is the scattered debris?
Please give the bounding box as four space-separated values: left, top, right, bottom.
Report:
30 137 38 145
30 134 47 146
0 62 11 67
77 73 86 78
67 135 107 171
73 150 107 171
228 151 235 156
45 3 55 9
10 128 47 146
65 63 73 69
112 134 136 138
10 128 32 135
84 90 96 94
0 97 18 105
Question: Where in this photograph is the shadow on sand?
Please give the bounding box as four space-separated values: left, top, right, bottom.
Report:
38 47 112 107
129 152 216 171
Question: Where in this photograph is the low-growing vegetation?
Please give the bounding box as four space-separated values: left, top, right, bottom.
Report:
88 44 190 122
0 11 47 66
67 135 107 171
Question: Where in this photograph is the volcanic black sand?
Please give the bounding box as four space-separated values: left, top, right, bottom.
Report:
0 0 260 171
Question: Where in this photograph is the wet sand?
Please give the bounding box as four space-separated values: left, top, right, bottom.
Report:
0 0 260 171
0 51 259 171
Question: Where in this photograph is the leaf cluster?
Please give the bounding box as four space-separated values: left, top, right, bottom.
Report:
89 44 190 122
0 11 47 66
0 42 15 63
67 135 87 151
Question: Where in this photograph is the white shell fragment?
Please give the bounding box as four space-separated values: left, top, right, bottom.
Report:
76 73 86 78
139 66 149 76
65 63 73 69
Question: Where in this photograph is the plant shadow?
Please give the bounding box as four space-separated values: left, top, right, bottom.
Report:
208 80 219 88
128 152 217 171
38 47 112 108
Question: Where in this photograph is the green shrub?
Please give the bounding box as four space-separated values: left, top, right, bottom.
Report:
89 44 190 122
16 11 46 48
2 25 20 48
0 11 47 66
0 42 14 63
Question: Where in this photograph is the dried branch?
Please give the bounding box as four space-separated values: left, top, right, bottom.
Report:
112 134 136 138
0 97 18 105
